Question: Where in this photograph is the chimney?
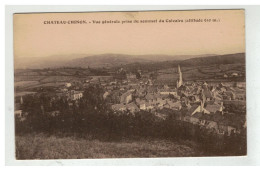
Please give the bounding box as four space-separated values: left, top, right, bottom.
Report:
200 101 204 112
220 102 224 114
40 105 45 114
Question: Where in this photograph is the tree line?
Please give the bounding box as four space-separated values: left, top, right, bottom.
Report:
16 84 246 156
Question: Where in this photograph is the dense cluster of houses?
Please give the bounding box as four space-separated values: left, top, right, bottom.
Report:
15 65 246 137
107 65 246 136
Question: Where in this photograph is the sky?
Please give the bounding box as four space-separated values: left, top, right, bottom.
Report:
14 10 245 59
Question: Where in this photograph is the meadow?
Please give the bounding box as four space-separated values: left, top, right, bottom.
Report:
16 133 203 159
156 63 245 84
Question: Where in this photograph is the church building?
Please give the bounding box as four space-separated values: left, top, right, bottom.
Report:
176 65 183 88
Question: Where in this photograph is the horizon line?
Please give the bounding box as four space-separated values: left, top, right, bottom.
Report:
15 52 245 59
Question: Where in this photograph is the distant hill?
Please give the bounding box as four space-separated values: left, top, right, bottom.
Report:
14 53 216 69
14 54 90 69
62 54 152 68
14 53 244 69
62 53 218 68
180 53 245 66
117 53 245 72
130 54 216 62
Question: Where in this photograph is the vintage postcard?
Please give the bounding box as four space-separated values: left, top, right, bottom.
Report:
14 9 246 159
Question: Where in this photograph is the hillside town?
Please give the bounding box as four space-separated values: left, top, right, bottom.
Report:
15 65 246 138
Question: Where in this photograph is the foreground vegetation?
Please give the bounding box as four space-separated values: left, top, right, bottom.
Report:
15 85 246 159
16 134 203 159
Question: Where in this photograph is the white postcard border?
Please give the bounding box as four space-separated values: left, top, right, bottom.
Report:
5 5 260 166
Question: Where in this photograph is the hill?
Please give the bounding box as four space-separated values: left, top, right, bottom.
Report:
62 54 152 68
180 53 245 66
116 53 245 72
14 53 245 75
14 53 216 69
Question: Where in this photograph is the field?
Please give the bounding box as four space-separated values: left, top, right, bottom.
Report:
156 63 245 84
14 67 114 92
14 63 245 92
15 91 36 97
14 81 39 88
16 134 204 159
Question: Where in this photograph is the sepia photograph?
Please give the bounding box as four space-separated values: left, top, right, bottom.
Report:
13 9 246 160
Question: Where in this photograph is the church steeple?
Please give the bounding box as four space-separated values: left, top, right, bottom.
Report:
177 65 183 88
20 96 23 105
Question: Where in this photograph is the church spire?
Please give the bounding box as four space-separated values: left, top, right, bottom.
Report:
177 65 183 88
20 96 23 105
